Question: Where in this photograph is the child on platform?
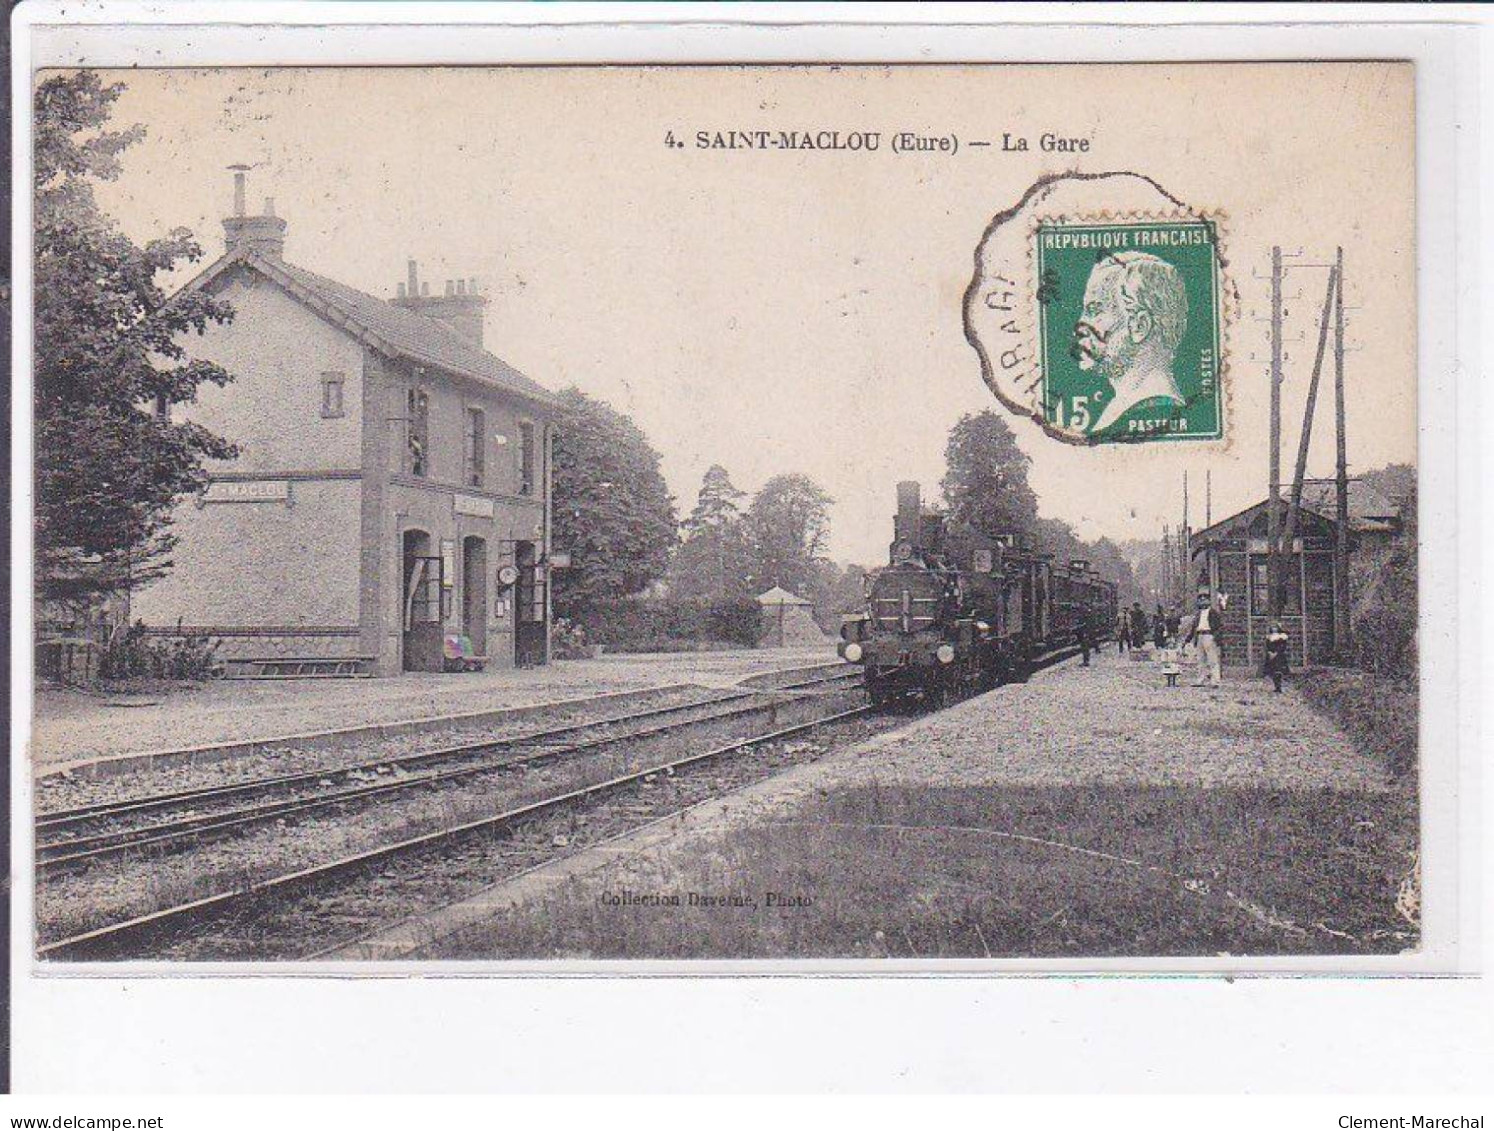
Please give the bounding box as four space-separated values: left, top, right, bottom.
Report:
1264 620 1290 693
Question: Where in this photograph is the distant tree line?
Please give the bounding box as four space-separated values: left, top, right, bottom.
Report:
549 401 1140 648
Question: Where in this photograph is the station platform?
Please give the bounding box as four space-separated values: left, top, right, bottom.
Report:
29 646 837 769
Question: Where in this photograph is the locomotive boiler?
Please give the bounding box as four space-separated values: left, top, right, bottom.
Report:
839 482 1117 707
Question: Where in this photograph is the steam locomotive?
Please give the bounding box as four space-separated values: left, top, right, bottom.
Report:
838 482 1117 707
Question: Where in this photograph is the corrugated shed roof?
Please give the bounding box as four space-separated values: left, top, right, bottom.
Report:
257 256 556 406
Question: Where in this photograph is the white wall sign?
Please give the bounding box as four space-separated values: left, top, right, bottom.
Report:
454 493 495 519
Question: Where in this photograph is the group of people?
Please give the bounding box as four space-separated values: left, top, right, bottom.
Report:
1115 602 1180 654
1077 591 1291 693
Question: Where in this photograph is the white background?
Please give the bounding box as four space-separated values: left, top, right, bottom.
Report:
8 2 1491 1096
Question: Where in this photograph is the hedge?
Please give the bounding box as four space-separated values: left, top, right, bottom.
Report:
557 597 762 654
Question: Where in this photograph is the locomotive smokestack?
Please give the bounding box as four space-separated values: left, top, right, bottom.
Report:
895 481 922 548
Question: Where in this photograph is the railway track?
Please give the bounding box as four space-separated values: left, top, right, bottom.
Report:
36 665 860 878
39 696 873 961
38 653 1096 961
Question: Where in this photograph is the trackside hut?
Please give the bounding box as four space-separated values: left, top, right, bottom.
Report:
131 182 559 675
1189 497 1358 669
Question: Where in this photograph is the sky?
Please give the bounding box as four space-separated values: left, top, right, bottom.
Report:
71 64 1417 564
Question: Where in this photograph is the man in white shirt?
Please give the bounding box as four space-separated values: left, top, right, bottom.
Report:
1183 592 1224 688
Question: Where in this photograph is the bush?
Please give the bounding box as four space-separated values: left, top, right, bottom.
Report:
562 597 761 654
97 620 220 681
1347 489 1417 677
549 617 592 660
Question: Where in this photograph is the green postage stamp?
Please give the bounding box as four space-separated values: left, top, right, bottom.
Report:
1035 218 1223 442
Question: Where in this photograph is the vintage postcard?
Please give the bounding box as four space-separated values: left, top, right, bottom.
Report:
23 59 1430 970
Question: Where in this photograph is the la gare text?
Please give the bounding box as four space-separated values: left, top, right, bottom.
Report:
683 130 1092 154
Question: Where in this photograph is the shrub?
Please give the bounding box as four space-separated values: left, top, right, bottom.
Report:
97 620 220 681
549 617 592 660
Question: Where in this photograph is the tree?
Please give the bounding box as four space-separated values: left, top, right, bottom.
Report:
940 410 1040 539
682 464 747 536
550 387 677 616
668 465 753 601
34 72 239 606
745 473 834 597
1083 535 1138 602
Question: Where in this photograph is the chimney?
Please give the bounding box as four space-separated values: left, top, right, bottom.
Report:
391 259 488 346
895 481 922 549
222 166 287 258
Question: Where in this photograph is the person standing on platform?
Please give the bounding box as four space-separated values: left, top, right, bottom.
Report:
1263 620 1290 693
1153 603 1168 649
1128 602 1148 653
1183 592 1224 688
1077 612 1095 667
1116 608 1130 654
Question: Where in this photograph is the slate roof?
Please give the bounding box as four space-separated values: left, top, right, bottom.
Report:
188 249 557 407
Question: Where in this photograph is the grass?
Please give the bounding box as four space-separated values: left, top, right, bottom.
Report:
428 779 1419 960
1297 667 1418 779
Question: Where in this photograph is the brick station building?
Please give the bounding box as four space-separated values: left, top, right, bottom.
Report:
1188 487 1396 669
132 178 559 676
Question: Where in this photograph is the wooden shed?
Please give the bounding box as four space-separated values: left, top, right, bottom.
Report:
1189 498 1354 668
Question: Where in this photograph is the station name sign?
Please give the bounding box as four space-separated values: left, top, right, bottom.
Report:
202 480 290 505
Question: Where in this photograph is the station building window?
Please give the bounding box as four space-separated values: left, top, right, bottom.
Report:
464 407 486 488
321 372 345 418
519 420 536 497
407 387 430 478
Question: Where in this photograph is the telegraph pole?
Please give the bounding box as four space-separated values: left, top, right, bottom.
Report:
1267 246 1284 618
1333 246 1352 657
1161 525 1173 607
1279 266 1339 602
1181 471 1190 605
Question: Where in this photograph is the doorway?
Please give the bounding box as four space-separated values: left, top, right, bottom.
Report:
401 528 443 672
462 536 488 657
514 540 546 667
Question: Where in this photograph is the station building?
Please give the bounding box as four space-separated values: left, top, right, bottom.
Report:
132 178 559 676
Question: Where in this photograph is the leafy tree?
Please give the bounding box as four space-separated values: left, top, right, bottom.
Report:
668 464 753 602
34 72 239 606
745 473 834 597
940 410 1040 539
550 387 677 617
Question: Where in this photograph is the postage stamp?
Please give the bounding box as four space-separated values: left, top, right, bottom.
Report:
964 171 1234 448
1035 218 1224 442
